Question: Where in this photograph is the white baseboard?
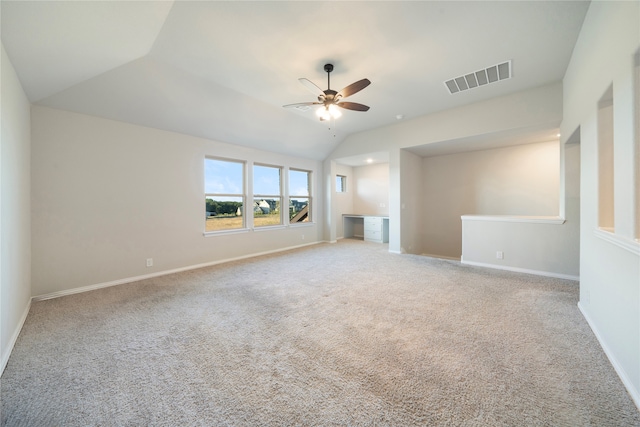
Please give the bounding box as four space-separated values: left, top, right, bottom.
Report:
32 241 322 301
1 298 31 375
578 302 640 411
460 258 579 281
421 253 461 261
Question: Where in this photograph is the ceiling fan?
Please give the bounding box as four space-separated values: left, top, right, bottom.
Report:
283 64 371 121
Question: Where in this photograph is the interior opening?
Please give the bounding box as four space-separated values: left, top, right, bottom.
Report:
597 85 614 232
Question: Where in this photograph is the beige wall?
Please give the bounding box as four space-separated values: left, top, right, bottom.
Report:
327 83 564 253
31 106 323 297
352 163 389 216
399 150 423 255
422 140 560 259
1 45 32 372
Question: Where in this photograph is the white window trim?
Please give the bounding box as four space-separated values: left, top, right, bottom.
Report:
253 163 284 227
336 175 347 193
204 157 247 233
289 168 313 225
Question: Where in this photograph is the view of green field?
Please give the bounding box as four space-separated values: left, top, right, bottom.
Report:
205 213 282 232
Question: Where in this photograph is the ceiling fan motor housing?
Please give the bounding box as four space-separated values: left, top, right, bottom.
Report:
319 89 338 103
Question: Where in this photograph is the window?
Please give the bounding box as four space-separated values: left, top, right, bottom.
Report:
336 175 347 192
289 169 311 224
204 158 245 232
253 164 282 227
597 85 614 232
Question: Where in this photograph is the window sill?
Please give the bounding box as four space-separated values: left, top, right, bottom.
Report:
203 223 315 236
460 215 566 225
594 228 640 255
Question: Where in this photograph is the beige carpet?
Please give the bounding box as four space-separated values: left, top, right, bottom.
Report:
2 239 639 426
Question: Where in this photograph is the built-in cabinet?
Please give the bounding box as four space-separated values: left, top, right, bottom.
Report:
343 215 389 243
364 216 389 243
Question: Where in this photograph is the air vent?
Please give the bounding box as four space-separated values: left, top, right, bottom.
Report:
445 60 511 94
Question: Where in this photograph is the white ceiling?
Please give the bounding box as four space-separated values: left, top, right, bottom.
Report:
1 1 590 161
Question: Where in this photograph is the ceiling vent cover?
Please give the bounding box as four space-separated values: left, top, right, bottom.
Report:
445 60 511 94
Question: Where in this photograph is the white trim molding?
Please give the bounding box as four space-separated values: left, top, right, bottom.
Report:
1 299 31 375
461 215 566 225
594 228 640 255
421 253 462 261
461 257 579 281
578 302 640 411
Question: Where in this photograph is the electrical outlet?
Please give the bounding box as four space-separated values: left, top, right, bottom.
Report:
146 258 153 267
301 234 305 240
496 251 504 260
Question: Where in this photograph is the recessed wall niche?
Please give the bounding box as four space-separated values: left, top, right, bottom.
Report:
597 84 614 232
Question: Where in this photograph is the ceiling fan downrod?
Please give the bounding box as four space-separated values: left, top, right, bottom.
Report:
324 63 333 90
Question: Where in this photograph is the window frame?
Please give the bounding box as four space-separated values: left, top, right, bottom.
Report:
289 168 312 225
252 163 284 229
204 156 247 234
336 175 347 193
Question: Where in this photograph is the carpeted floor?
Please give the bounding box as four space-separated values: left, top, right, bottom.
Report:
2 239 639 426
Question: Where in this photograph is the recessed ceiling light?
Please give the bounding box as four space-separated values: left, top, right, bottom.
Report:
396 114 404 120
556 133 561 137
366 158 373 164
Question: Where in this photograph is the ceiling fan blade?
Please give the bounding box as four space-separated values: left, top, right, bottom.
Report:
337 78 371 98
283 102 321 108
298 78 325 97
337 102 370 112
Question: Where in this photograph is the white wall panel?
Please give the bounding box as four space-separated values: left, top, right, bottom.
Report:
1 45 32 372
561 1 640 407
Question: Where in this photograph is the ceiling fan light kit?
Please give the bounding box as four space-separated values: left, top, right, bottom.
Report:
316 104 342 121
284 63 371 122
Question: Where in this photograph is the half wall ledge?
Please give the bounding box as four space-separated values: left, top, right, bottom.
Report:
461 215 566 225
460 214 578 280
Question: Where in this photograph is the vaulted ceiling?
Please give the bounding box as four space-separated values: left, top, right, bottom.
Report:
1 1 590 160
